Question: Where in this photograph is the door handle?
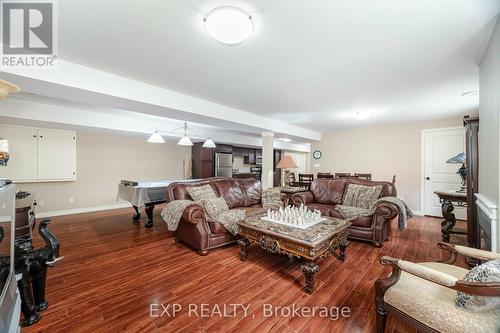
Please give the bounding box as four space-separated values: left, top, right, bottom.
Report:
425 177 430 180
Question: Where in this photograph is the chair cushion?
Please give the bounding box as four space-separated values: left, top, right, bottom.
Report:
238 179 262 206
342 184 382 209
456 259 500 311
310 179 346 205
214 179 246 208
186 184 218 202
384 262 500 333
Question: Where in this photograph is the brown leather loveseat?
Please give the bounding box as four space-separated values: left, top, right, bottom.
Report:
166 177 267 255
290 178 398 247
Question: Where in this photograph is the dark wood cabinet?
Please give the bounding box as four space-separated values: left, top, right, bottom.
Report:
192 143 214 179
464 116 479 249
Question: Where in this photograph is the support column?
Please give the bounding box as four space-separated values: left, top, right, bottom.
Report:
261 131 274 189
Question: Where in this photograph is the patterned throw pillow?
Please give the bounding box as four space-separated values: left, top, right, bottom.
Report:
203 197 229 222
456 259 500 311
262 188 283 211
342 184 382 209
186 184 217 202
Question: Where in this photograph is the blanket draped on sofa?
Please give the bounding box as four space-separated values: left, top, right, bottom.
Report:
335 196 413 231
161 199 245 236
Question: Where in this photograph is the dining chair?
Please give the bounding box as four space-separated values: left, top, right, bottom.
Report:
334 172 352 179
355 173 372 180
298 173 314 190
317 172 334 179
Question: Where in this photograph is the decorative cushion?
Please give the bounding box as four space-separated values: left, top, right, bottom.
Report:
186 184 217 202
310 179 346 205
342 184 382 209
262 188 284 211
203 197 229 222
213 179 246 208
384 262 500 333
456 259 500 311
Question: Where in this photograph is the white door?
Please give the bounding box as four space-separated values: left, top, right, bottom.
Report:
0 125 38 181
423 128 466 219
37 129 76 180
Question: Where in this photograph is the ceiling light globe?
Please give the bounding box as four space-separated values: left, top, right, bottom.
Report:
204 7 254 45
147 131 165 143
178 136 193 146
202 138 216 148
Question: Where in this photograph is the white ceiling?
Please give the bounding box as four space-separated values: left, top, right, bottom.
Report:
53 0 499 130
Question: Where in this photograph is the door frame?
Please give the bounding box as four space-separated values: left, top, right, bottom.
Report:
420 126 464 216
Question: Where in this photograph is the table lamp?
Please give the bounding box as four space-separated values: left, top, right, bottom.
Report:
276 155 298 187
446 152 466 193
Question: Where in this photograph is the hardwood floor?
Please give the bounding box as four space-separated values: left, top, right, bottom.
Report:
24 207 467 333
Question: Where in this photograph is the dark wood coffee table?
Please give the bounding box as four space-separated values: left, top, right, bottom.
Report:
237 214 350 294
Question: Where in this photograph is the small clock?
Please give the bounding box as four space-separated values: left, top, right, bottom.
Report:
313 150 322 159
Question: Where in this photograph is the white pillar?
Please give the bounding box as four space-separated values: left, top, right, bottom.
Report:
261 131 274 189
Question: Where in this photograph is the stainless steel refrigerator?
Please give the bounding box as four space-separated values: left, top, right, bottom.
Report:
215 152 233 177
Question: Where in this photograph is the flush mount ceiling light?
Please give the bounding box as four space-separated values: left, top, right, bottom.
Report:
147 122 216 148
276 137 292 143
461 90 478 97
353 110 372 120
203 6 254 45
0 79 20 99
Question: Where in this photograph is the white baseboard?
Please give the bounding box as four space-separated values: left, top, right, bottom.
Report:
35 202 132 219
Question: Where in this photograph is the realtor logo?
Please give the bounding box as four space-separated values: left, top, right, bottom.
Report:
1 0 57 67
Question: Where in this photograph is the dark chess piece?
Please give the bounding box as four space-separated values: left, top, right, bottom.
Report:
14 218 61 326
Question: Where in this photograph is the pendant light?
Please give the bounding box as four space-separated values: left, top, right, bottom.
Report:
147 122 215 147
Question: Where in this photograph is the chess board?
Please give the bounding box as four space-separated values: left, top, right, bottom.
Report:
260 216 327 229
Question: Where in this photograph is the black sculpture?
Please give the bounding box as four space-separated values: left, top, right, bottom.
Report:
14 218 61 326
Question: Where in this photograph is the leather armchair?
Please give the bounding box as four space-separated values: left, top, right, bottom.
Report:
290 178 398 246
375 242 500 333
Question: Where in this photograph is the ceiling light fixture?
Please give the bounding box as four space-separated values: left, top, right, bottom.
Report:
147 131 165 143
276 137 292 143
0 79 20 99
461 90 478 97
147 122 216 148
353 110 372 120
203 6 254 45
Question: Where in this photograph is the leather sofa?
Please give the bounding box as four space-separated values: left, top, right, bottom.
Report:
165 177 267 255
290 178 398 247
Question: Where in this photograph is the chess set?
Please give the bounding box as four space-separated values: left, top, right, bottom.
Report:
261 204 326 229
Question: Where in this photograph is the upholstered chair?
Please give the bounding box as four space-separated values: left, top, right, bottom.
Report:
375 242 500 333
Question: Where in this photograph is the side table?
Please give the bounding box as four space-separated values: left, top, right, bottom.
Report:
434 190 467 242
276 186 308 206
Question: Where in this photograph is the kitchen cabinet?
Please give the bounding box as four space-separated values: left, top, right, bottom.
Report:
192 142 214 178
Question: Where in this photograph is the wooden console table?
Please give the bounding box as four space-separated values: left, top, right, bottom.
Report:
434 190 467 242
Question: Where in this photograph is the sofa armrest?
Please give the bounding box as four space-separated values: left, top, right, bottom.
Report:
378 256 500 297
290 191 314 206
373 202 398 219
182 204 205 224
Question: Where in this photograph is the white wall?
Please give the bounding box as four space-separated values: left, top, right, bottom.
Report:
14 129 191 214
479 17 500 251
310 117 464 213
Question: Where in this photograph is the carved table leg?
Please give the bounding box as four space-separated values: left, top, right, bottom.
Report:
301 261 319 294
441 200 456 242
238 238 251 261
132 205 141 222
338 239 348 261
144 204 154 229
